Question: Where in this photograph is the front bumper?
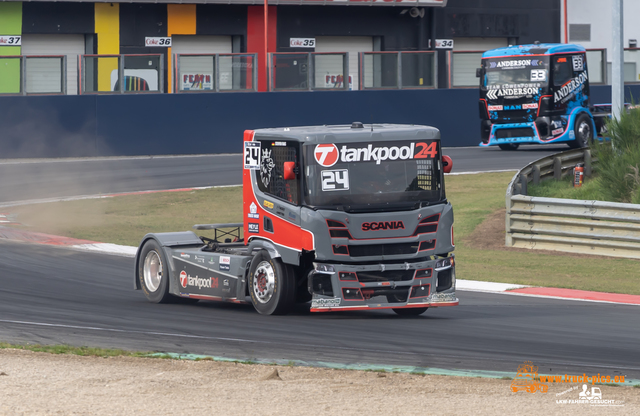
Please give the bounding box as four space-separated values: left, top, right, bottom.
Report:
479 121 573 147
309 256 458 312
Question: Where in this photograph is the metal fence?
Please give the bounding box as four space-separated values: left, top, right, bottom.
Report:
0 47 627 95
174 53 257 93
0 55 67 95
267 51 436 91
80 54 164 94
505 148 640 259
269 52 349 91
359 51 437 90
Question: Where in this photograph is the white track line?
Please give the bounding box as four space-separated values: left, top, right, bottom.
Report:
0 153 241 165
446 169 517 176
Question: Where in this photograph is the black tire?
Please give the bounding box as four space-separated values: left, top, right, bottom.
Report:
392 307 428 316
137 239 173 303
498 143 519 151
568 114 593 148
248 251 295 315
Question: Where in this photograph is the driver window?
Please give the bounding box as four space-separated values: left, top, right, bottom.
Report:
256 141 300 205
553 56 573 86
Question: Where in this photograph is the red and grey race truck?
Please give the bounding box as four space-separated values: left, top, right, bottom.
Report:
134 123 458 315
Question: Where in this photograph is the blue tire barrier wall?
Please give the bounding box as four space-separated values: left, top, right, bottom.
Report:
1 85 639 158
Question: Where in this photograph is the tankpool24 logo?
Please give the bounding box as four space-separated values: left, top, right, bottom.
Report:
314 141 438 167
179 270 218 289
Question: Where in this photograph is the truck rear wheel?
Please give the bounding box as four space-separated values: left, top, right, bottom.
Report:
498 144 519 151
393 307 428 316
138 239 173 303
248 251 295 315
569 114 593 148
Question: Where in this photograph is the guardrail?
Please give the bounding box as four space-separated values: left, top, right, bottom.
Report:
505 148 640 260
506 148 593 197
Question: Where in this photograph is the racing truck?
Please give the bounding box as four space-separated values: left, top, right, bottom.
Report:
478 43 607 150
134 123 458 315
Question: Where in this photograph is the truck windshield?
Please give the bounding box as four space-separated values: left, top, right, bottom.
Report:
302 140 444 210
483 56 549 89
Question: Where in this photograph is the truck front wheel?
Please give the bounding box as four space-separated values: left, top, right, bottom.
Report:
138 239 173 303
248 251 295 315
393 307 428 316
569 114 593 148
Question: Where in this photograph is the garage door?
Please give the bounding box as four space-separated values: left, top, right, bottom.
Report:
452 37 508 87
21 34 85 95
172 35 232 91
316 36 373 90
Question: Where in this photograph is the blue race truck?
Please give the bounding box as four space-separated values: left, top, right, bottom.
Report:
478 43 607 150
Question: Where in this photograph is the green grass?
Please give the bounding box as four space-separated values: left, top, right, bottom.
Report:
6 172 640 294
528 174 606 201
0 342 147 358
10 186 244 247
445 172 515 237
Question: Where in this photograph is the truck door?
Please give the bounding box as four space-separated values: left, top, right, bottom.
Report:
551 53 589 114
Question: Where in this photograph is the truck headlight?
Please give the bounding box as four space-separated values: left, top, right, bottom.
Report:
435 258 452 270
314 264 335 274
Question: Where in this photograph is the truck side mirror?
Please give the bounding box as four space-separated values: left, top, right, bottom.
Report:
283 161 296 180
442 155 453 174
476 68 482 78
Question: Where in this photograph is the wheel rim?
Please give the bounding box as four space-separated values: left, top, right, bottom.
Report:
143 250 163 292
252 261 275 304
577 120 591 146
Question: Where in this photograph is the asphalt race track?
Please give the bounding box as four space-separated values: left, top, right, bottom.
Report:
1 241 638 378
2 144 639 379
0 145 568 204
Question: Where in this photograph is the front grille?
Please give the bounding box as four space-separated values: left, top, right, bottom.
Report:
356 270 415 283
495 128 534 139
330 229 352 238
361 287 410 303
327 220 346 228
348 242 419 257
333 245 349 255
496 110 530 121
419 240 436 251
415 223 437 234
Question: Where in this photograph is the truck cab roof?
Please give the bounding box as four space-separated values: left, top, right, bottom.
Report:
482 43 586 58
253 123 440 144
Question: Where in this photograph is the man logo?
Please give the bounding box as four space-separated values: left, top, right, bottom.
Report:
179 270 188 288
314 144 339 167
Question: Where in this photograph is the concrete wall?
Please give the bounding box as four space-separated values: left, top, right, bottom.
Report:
1 86 639 158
